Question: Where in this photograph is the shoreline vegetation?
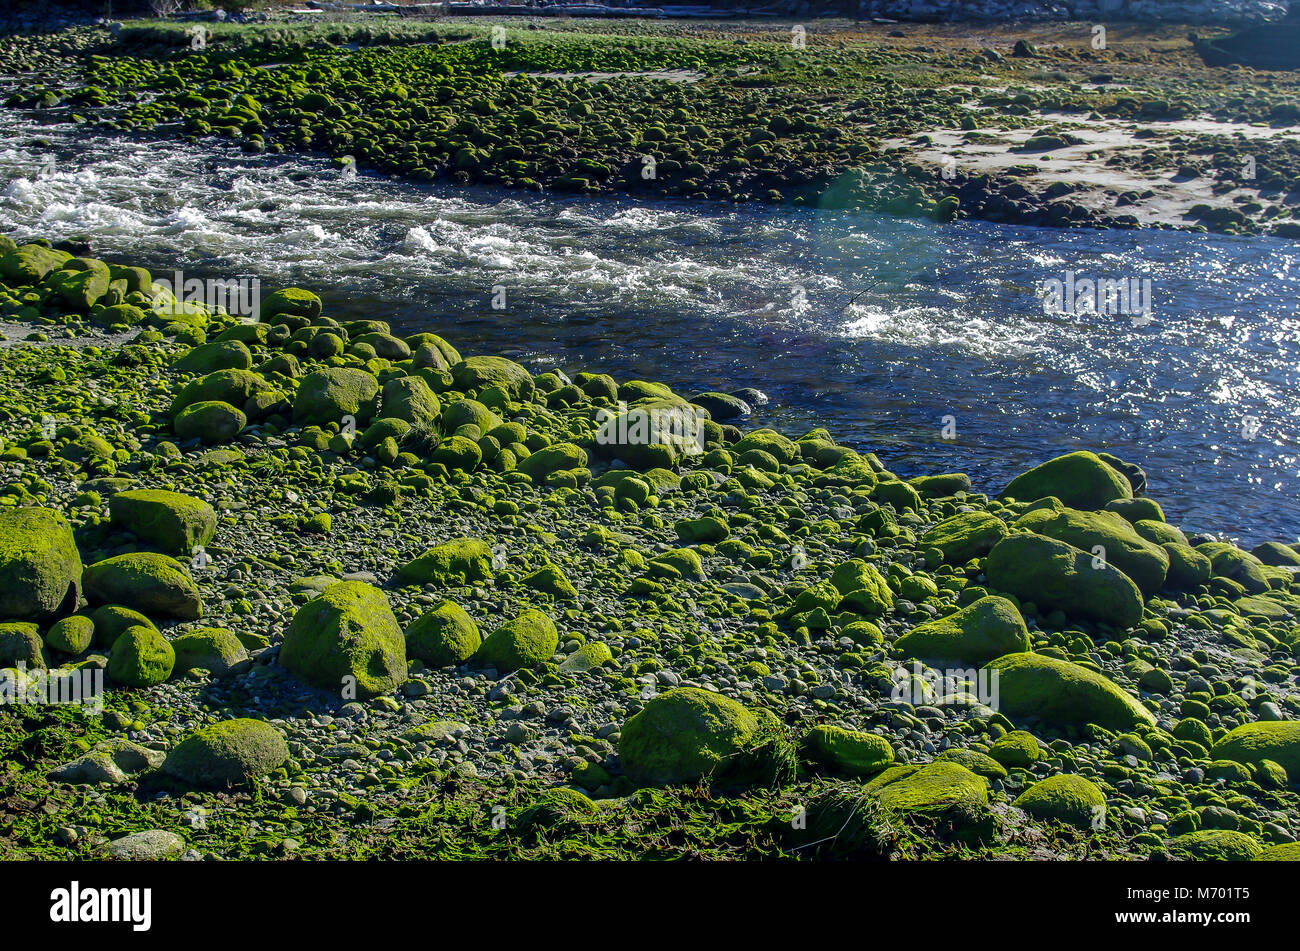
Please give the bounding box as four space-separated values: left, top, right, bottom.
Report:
1 232 1300 860
5 17 1300 235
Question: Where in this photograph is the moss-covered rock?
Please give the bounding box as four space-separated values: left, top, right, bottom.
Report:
868 761 994 839
174 399 246 444
558 641 614 674
107 625 175 687
172 339 253 375
519 442 587 480
830 559 894 617
161 718 289 787
985 532 1143 628
381 374 440 428
171 627 249 676
0 622 46 669
45 614 94 655
1210 721 1300 779
260 287 322 322
990 729 1043 767
516 786 598 830
293 368 380 426
619 687 792 787
0 507 82 622
895 596 1030 665
1013 774 1105 829
802 724 894 776
279 581 407 698
451 355 535 401
404 600 480 667
1163 542 1213 590
1014 507 1169 596
169 368 272 416
109 489 216 556
90 604 155 649
475 609 558 673
1001 450 1132 509
83 552 202 620
920 511 1008 565
393 537 494 587
522 563 579 600
1165 829 1262 861
987 651 1155 730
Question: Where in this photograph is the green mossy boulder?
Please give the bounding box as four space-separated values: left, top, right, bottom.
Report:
169 368 272 416
393 537 494 587
920 511 1009 565
90 605 155 649
46 614 95 655
107 625 175 687
280 581 407 698
161 718 289 787
1001 451 1132 510
83 552 202 620
990 729 1043 768
171 339 253 375
1165 830 1262 861
380 375 440 428
109 489 216 556
895 596 1030 665
0 622 46 669
830 559 894 617
1013 774 1106 829
985 532 1144 628
475 609 558 673
522 563 579 600
293 368 380 426
1014 507 1169 596
519 443 587 480
0 507 82 621
1210 722 1300 779
987 652 1155 730
174 399 246 444
620 687 792 788
171 627 250 676
451 355 535 401
260 287 322 322
405 600 481 667
869 761 994 839
802 724 894 776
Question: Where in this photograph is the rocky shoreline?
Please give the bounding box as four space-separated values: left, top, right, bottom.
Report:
1 232 1299 860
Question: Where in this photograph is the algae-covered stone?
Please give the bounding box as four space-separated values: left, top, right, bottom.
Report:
830 559 894 617
405 600 480 667
620 687 790 787
870 761 993 837
1163 542 1212 590
280 581 407 698
475 609 558 673
558 641 613 674
107 625 175 687
985 532 1143 628
1013 774 1106 829
293 368 380 426
522 563 578 600
935 748 1007 778
0 243 70 284
676 515 730 543
91 604 155 649
1165 830 1262 861
451 355 535 401
46 615 94 655
920 511 1008 565
519 442 587 480
109 489 216 556
0 622 46 669
990 729 1043 768
1257 842 1300 860
171 627 249 676
987 651 1155 730
1210 721 1300 779
394 537 494 587
162 718 289 787
169 368 272 416
1014 506 1169 596
732 429 798 464
0 507 82 621
802 724 894 776
1002 451 1132 510
517 787 599 829
381 375 440 428
174 399 246 444
260 287 322 322
83 552 202 620
896 596 1030 665
172 339 253 375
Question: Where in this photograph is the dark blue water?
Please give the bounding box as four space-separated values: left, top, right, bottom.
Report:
3 119 1297 545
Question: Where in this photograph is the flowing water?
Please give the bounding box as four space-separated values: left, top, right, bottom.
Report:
3 115 1298 544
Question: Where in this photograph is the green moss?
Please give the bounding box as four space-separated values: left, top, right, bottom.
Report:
260 287 322 322
985 532 1144 629
405 600 480 667
1165 829 1262 861
280 580 407 698
989 729 1043 768
0 507 82 622
1014 506 1169 596
161 718 289 787
896 596 1030 665
45 614 94 655
171 627 249 676
83 552 203 620
522 563 579 600
293 367 380 426
1210 721 1300 780
0 622 46 669
476 609 558 673
90 604 156 649
920 510 1009 565
1001 450 1132 510
107 625 175 687
109 489 217 556
451 355 535 402
394 537 494 587
1013 774 1106 829
174 399 246 444
172 339 253 375
802 724 894 776
986 652 1156 730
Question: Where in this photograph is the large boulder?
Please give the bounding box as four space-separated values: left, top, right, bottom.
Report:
405 600 480 667
985 532 1144 628
293 368 380 426
171 627 249 676
107 626 175 687
451 355 535 401
1210 722 1300 780
1014 507 1169 596
1001 451 1132 510
83 553 202 620
109 489 216 556
0 507 82 621
393 537 494 587
829 559 894 618
0 622 46 669
380 375 440 428
895 596 1031 665
920 511 1008 565
279 581 406 698
619 687 790 787
986 652 1155 730
161 718 289 787
0 243 70 284
174 400 246 444
1013 774 1106 829
171 340 253 375
475 609 558 673
802 724 894 776
169 368 272 417
259 287 322 322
